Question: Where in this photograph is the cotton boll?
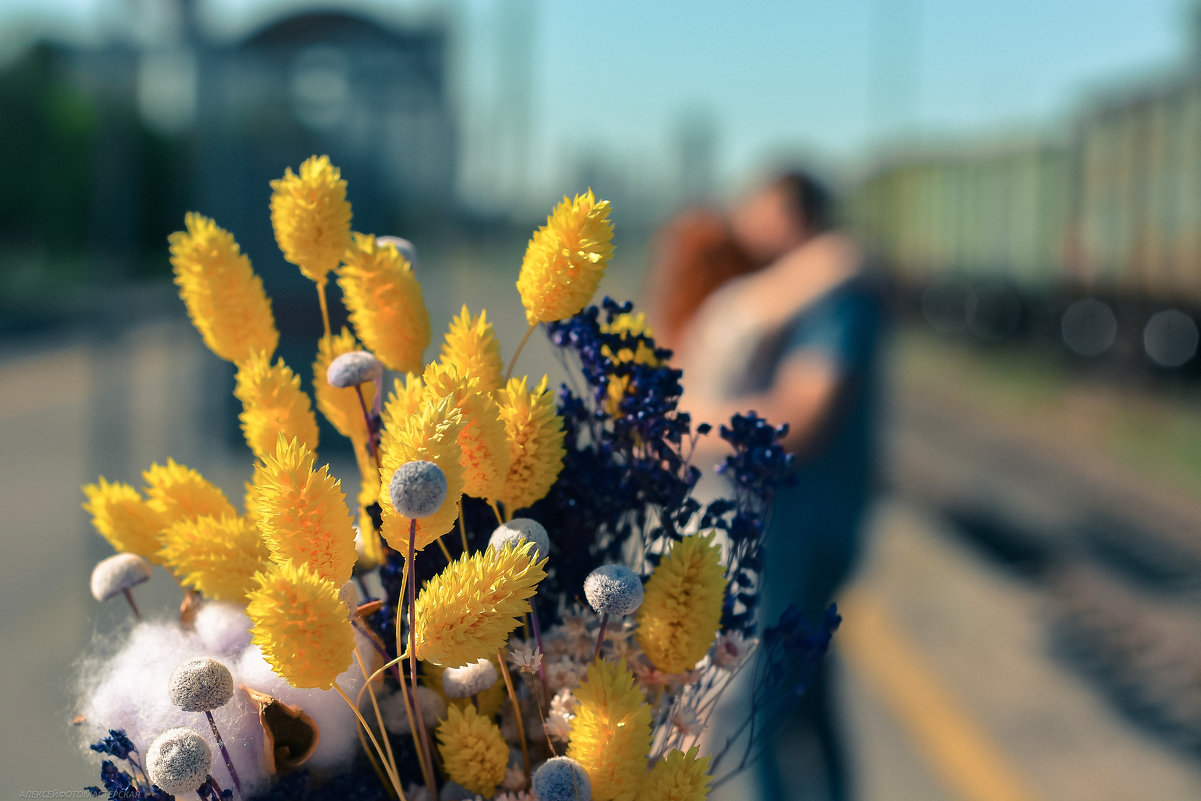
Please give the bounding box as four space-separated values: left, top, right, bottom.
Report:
193 603 253 656
379 686 445 734
78 619 269 793
235 628 381 772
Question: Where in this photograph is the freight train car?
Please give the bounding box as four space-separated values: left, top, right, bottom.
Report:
851 71 1201 370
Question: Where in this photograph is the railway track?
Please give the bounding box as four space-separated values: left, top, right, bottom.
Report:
890 380 1201 757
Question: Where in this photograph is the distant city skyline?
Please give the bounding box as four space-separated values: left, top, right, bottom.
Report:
0 0 1193 207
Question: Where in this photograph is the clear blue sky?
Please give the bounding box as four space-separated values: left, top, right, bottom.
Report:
1 0 1192 201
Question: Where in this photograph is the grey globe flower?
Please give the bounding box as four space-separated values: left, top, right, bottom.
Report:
532 756 592 801
389 460 448 518
584 564 644 616
442 658 499 698
326 350 382 388
146 727 212 795
488 517 550 562
90 553 151 602
168 656 234 712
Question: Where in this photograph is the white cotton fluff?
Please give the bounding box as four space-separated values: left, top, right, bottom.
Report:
78 619 268 794
193 603 253 656
379 686 446 734
234 627 382 772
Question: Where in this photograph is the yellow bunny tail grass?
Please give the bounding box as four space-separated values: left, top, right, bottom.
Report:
158 514 270 602
440 305 504 394
636 533 726 674
435 704 509 797
516 190 614 325
82 478 168 563
642 746 712 801
248 436 357 586
168 212 279 364
234 351 320 462
495 375 566 513
566 658 653 801
377 395 465 553
269 155 352 286
338 232 430 374
412 541 546 667
142 459 236 524
246 558 355 690
422 362 510 501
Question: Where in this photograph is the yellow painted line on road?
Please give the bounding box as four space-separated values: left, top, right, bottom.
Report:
839 590 1041 801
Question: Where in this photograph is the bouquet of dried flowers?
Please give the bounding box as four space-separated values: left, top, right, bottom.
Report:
76 156 838 801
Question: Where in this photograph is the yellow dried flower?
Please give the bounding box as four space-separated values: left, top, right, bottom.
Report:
246 558 354 690
82 478 167 563
249 436 356 586
567 658 653 801
422 362 510 501
168 212 279 365
495 375 566 512
600 311 662 417
269 155 352 285
435 704 509 797
143 459 236 523
413 541 546 667
234 351 320 462
338 232 430 374
377 395 465 552
440 305 504 394
517 190 614 325
642 746 712 801
636 533 726 674
158 514 270 602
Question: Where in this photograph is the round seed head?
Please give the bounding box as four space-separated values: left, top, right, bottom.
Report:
442 657 499 698
488 517 550 562
145 727 212 795
90 553 152 602
532 756 592 801
389 460 448 518
377 236 419 270
168 656 234 712
584 564 644 616
326 350 382 388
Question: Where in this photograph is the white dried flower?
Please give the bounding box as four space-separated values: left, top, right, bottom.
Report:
326 350 382 388
90 553 151 602
488 518 550 562
671 706 704 737
712 629 756 669
389 460 448 519
145 727 212 795
583 564 643 616
508 645 543 676
168 656 234 712
442 658 499 697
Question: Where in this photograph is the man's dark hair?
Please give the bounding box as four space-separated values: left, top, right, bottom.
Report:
773 171 836 234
